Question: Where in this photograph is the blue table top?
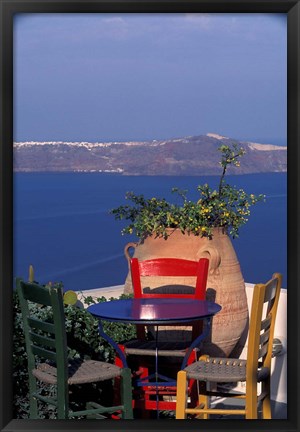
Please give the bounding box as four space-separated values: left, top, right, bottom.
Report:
87 298 222 325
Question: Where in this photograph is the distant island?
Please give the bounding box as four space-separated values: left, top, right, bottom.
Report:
13 133 287 175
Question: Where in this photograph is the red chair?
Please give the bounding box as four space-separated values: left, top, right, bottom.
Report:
115 257 209 414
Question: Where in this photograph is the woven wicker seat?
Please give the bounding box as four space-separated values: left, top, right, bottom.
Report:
184 357 269 383
176 273 282 420
33 359 122 385
124 339 192 357
17 279 133 419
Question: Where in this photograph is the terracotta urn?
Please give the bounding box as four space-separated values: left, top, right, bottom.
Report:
123 227 248 357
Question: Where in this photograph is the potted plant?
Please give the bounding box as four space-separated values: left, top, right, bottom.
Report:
110 143 264 357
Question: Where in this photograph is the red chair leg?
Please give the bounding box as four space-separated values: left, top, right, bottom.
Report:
186 348 199 407
112 344 127 416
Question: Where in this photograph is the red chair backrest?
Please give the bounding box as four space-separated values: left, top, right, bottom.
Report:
130 257 209 300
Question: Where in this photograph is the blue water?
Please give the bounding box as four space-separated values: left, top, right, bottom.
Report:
13 172 287 290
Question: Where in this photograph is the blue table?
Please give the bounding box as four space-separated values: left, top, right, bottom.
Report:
87 298 221 392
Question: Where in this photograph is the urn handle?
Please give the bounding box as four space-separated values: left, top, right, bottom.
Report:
197 245 221 275
124 242 138 268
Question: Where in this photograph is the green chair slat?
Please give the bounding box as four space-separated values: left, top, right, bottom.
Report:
29 331 56 349
70 404 124 417
27 317 55 334
31 345 57 362
32 393 58 407
21 282 53 306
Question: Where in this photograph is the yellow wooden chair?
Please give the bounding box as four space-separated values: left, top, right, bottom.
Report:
176 273 282 420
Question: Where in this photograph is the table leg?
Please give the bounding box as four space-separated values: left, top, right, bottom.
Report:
155 324 159 418
180 317 212 370
97 321 128 368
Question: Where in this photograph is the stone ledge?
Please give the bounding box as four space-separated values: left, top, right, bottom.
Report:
76 285 125 304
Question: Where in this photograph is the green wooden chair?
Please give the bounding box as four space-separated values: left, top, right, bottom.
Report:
16 278 133 419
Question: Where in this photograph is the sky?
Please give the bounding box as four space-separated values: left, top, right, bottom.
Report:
14 13 287 145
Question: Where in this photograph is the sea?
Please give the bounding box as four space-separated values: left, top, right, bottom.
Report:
13 172 287 291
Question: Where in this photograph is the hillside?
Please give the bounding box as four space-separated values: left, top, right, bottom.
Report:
13 133 287 175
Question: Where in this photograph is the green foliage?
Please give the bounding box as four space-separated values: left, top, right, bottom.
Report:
13 289 136 418
110 143 265 239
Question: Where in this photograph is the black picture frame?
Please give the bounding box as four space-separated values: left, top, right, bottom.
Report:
0 1 299 431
